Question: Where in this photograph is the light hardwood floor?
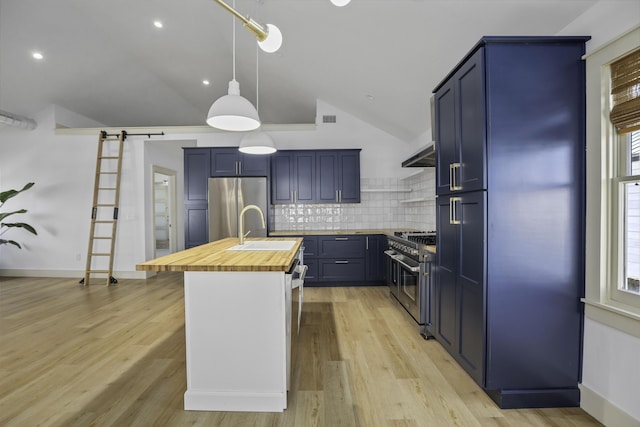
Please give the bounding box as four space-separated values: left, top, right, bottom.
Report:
0 274 602 427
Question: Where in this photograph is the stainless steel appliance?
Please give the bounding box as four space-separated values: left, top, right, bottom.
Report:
208 177 268 242
385 231 435 338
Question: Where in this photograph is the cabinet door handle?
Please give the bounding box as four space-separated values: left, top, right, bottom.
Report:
339 190 342 202
450 197 461 225
335 237 349 241
450 162 462 191
366 236 369 250
335 260 349 264
238 161 242 175
336 190 339 202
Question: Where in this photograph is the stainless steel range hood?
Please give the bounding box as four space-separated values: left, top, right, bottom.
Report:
401 144 436 167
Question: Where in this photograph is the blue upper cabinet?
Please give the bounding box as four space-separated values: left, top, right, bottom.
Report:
211 147 270 177
434 48 486 195
316 150 361 203
270 151 316 204
271 149 360 204
184 148 211 203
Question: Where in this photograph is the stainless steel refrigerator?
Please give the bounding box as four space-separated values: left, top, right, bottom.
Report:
208 177 268 242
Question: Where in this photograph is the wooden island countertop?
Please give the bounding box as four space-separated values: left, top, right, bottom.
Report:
136 237 303 272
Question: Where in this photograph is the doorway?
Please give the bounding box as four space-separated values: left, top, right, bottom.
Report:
152 167 177 258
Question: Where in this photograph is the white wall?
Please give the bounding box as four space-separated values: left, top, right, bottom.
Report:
0 99 419 277
559 0 640 425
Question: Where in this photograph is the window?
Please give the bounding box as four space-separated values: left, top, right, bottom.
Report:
610 48 640 307
615 131 640 300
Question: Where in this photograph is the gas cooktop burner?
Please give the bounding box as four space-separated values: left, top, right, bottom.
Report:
407 234 436 246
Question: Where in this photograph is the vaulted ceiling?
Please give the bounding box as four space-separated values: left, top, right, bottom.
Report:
0 0 600 141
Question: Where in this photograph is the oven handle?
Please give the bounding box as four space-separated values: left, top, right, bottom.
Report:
384 250 420 273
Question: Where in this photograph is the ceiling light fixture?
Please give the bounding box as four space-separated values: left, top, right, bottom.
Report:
239 17 276 156
202 79 210 85
32 52 43 60
207 0 260 132
212 0 282 53
330 0 351 6
153 20 163 28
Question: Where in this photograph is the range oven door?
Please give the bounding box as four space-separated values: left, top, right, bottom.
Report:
396 255 421 323
384 250 400 298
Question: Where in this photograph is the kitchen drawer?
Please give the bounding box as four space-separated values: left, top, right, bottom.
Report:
317 235 365 258
318 258 365 282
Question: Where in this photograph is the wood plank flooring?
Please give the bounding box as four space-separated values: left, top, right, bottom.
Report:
0 274 602 426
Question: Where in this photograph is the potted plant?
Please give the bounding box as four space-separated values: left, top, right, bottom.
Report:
0 182 37 248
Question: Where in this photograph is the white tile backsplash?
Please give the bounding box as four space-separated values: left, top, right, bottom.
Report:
271 169 436 232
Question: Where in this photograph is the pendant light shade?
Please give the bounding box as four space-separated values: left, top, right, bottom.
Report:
257 24 283 53
330 0 351 6
239 130 277 154
206 80 260 131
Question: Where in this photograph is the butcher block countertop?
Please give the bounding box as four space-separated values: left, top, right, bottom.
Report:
136 237 303 272
269 229 417 237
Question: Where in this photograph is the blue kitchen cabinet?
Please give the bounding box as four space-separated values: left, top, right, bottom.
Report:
300 235 318 282
185 205 208 248
184 147 270 248
184 148 210 248
434 192 486 385
184 148 210 203
318 258 365 282
434 49 485 195
211 147 269 177
270 151 315 204
316 150 361 203
271 150 360 204
365 234 387 282
433 37 588 409
293 234 386 285
317 235 366 283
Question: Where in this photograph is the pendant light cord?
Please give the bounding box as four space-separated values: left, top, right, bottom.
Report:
232 0 236 81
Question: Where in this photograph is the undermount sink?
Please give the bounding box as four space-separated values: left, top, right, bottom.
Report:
227 240 297 251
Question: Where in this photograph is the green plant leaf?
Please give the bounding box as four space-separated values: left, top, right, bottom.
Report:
0 239 22 249
1 222 37 235
0 182 34 204
0 209 28 222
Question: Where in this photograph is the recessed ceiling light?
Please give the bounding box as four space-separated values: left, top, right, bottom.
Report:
32 52 44 60
202 80 210 86
153 20 163 29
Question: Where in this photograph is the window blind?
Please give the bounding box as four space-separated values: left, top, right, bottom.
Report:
611 48 640 134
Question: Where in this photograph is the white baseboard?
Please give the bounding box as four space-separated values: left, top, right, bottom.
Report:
0 269 155 280
579 384 640 427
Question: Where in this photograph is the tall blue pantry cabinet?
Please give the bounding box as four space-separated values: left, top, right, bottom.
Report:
432 37 589 409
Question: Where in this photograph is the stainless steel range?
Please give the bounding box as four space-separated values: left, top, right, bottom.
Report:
385 231 435 339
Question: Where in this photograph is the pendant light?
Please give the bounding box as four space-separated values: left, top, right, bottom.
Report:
330 0 351 6
207 0 261 131
213 0 282 53
239 4 276 155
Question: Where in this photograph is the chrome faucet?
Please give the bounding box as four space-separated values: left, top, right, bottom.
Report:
238 204 266 245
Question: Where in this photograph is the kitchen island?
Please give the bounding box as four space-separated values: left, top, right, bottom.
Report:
137 237 303 412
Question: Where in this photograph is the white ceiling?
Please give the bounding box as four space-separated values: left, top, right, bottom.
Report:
0 0 599 141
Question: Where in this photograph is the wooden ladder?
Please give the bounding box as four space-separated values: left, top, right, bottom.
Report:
81 130 126 286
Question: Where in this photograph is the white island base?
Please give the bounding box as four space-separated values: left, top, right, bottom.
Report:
183 270 292 412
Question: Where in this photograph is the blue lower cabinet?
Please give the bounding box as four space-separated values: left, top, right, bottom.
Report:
318 258 365 282
303 259 318 282
289 234 385 285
